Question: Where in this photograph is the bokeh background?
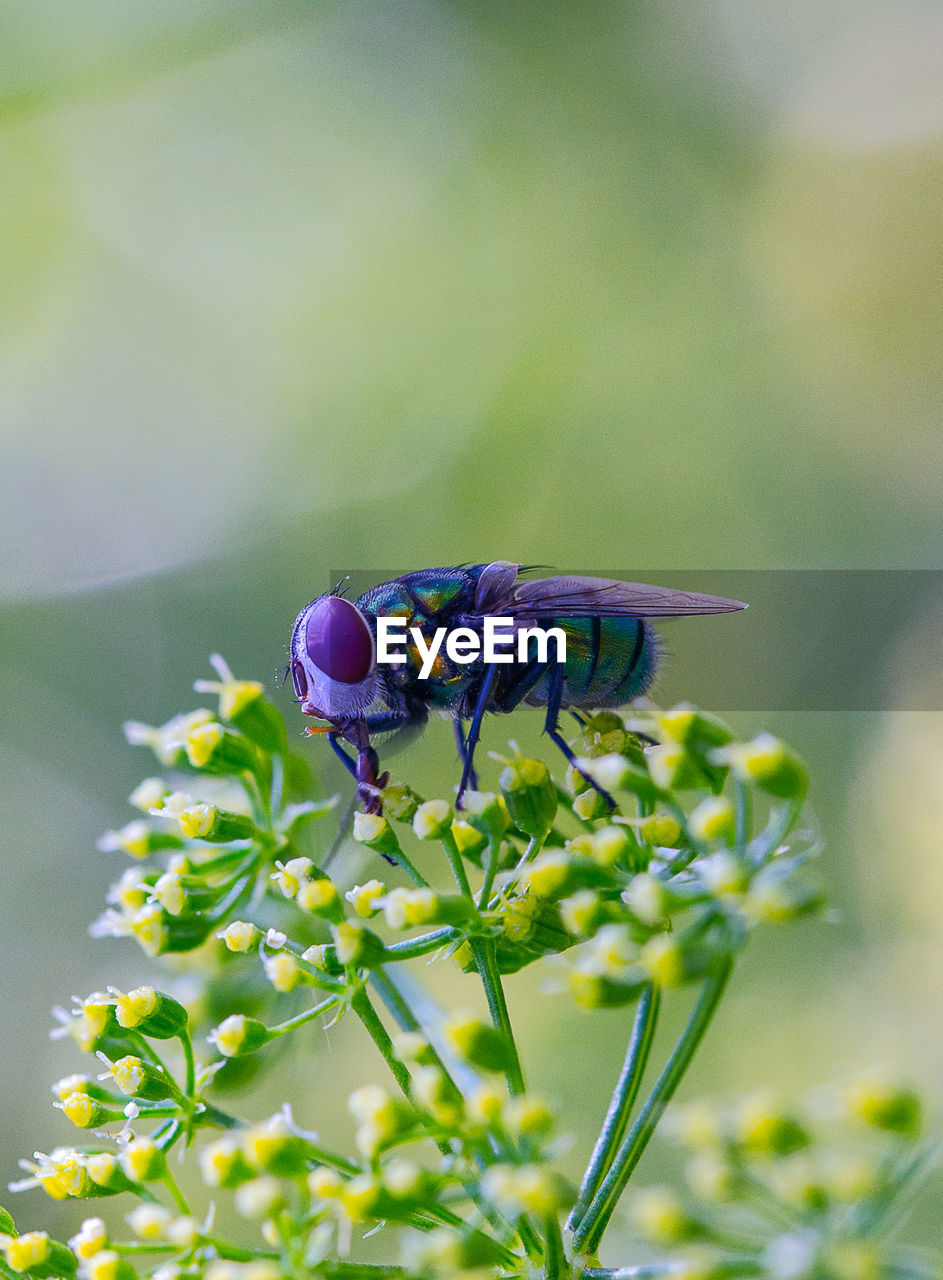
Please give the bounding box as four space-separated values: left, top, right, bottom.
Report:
2 0 942 1261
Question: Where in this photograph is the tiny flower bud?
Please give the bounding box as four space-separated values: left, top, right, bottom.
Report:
209 1013 275 1059
638 811 683 847
4 1233 48 1274
218 921 260 952
722 733 808 800
639 935 686 987
688 796 736 845
297 877 343 922
443 1012 514 1073
110 1055 176 1101
341 1173 380 1220
126 1204 172 1240
468 1084 505 1128
845 1077 922 1135
113 986 188 1039
699 851 749 897
69 1219 108 1260
743 868 824 924
308 1167 345 1199
242 1114 309 1176
120 1137 166 1183
345 879 386 918
61 1091 109 1129
84 1251 137 1280
382 782 424 822
573 787 609 822
331 921 385 969
624 873 667 926
198 1135 255 1189
391 1031 434 1064
129 778 169 812
461 790 511 841
659 704 733 751
591 825 632 867
412 799 453 841
353 811 402 856
736 1093 809 1156
235 1176 284 1219
263 952 303 993
504 1095 554 1139
648 742 705 791
271 857 314 898
499 758 557 837
450 820 489 862
631 1186 694 1244
412 1066 464 1126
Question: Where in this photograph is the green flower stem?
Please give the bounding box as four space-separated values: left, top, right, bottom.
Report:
571 958 734 1255
271 994 342 1038
506 833 545 889
368 967 464 1097
477 835 501 910
350 986 414 1099
194 1102 242 1131
469 935 525 1097
179 1029 196 1099
441 829 474 901
440 827 525 1096
113 1244 177 1256
389 846 430 888
734 779 751 851
160 1166 190 1215
568 983 661 1232
382 927 461 960
543 1212 565 1280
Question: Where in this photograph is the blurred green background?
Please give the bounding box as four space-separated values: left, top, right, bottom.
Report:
2 0 942 1261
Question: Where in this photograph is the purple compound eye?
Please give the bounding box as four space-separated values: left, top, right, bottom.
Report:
304 596 375 684
290 659 308 700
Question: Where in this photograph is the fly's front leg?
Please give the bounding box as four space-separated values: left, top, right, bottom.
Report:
355 743 389 815
346 719 388 816
327 723 388 816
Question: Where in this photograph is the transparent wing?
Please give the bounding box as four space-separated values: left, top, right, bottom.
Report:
492 574 748 619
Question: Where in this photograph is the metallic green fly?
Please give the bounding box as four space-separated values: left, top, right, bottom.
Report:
287 562 746 813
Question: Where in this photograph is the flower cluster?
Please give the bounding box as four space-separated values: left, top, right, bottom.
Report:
3 660 938 1280
631 1079 935 1280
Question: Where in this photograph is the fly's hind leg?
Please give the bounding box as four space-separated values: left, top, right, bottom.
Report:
543 664 616 812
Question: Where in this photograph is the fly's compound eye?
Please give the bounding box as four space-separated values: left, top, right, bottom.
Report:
290 659 308 700
304 595 375 685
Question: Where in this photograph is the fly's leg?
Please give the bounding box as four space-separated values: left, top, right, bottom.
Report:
328 726 389 822
456 663 498 809
453 720 479 791
543 664 616 811
327 731 357 779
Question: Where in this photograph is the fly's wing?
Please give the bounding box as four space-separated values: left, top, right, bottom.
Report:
487 573 748 619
